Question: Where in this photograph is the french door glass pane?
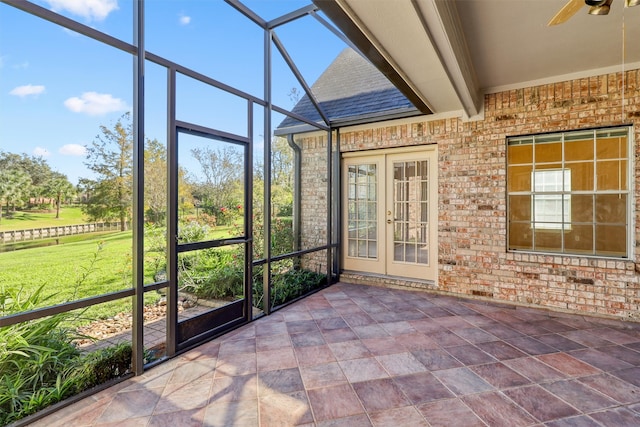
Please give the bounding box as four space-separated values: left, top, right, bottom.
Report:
346 163 377 259
393 160 429 264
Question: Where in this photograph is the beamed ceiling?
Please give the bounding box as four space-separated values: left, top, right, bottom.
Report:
314 0 640 119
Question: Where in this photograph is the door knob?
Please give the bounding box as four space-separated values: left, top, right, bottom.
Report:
386 219 392 224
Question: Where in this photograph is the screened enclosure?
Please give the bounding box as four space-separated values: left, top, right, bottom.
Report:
0 1 345 423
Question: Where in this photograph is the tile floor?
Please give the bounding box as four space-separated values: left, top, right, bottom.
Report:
32 282 640 426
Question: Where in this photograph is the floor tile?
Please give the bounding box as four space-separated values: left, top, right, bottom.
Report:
203 398 258 426
446 344 497 366
339 357 389 383
393 372 454 404
504 356 567 382
544 414 602 427
429 330 469 347
411 348 463 371
577 373 640 404
147 408 205 427
569 348 634 372
505 335 557 355
503 385 579 422
432 367 494 395
542 379 617 412
29 282 640 427
471 362 531 388
376 352 428 376
536 333 586 351
259 390 313 426
449 326 499 344
322 327 359 343
258 367 304 396
536 352 600 377
369 406 429 427
94 388 163 424
316 414 372 427
256 347 297 372
210 373 257 402
361 337 404 356
560 329 615 348
352 378 411 413
462 391 536 426
294 344 336 367
589 407 640 427
300 362 348 389
307 383 364 422
417 398 485 427
611 366 640 387
598 345 640 366
476 340 527 360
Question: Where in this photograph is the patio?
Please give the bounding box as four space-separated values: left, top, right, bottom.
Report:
31 282 640 427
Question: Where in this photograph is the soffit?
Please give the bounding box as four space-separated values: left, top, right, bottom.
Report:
317 0 640 117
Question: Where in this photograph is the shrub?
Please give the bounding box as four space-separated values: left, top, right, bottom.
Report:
0 286 133 425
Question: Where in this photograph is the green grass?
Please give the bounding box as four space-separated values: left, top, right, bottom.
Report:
0 206 88 231
0 231 159 323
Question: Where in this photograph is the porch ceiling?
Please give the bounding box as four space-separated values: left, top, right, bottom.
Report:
315 0 640 118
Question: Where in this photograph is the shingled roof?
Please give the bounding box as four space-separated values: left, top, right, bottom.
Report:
276 48 420 135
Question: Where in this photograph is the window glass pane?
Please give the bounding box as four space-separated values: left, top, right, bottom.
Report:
508 165 532 192
571 195 593 223
565 138 593 161
595 194 626 224
596 136 627 159
507 126 628 258
565 224 593 254
534 142 561 163
596 225 626 256
534 228 562 252
596 160 627 191
509 195 531 222
509 222 532 250
508 144 532 164
567 162 593 191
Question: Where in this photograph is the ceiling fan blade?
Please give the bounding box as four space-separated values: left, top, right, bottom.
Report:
548 0 585 26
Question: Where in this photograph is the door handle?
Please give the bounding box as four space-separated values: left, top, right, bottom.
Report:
386 219 392 224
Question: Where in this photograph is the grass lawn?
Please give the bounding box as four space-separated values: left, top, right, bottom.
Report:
0 223 242 324
0 206 89 231
0 231 159 323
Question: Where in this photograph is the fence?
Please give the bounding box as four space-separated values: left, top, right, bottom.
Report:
0 222 121 244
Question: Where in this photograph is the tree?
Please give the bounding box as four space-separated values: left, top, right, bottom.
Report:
80 112 133 231
190 145 244 214
0 151 54 206
44 172 75 219
0 168 31 218
144 138 167 223
271 137 294 216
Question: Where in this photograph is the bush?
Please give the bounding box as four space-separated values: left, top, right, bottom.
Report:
0 286 132 425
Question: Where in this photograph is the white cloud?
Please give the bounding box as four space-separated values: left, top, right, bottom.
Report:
13 61 29 69
10 84 45 97
33 147 51 157
179 14 191 25
44 0 118 22
59 144 87 156
64 92 129 116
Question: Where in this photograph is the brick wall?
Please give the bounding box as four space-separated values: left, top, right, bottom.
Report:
297 135 330 274
301 69 640 321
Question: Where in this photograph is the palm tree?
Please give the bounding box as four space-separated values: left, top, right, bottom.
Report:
44 172 75 219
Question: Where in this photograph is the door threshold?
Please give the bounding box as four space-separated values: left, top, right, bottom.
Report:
340 270 437 291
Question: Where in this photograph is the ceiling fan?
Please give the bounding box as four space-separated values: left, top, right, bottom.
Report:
548 0 640 26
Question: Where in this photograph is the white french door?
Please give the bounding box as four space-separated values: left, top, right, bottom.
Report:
342 147 437 281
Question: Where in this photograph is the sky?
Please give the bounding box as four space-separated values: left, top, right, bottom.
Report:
0 0 347 185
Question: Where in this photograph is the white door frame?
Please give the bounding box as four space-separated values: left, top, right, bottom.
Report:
342 145 438 282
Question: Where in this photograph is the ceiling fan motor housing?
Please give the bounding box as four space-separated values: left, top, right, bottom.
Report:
585 0 607 5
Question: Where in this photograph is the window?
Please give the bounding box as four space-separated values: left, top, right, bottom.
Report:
507 127 630 257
